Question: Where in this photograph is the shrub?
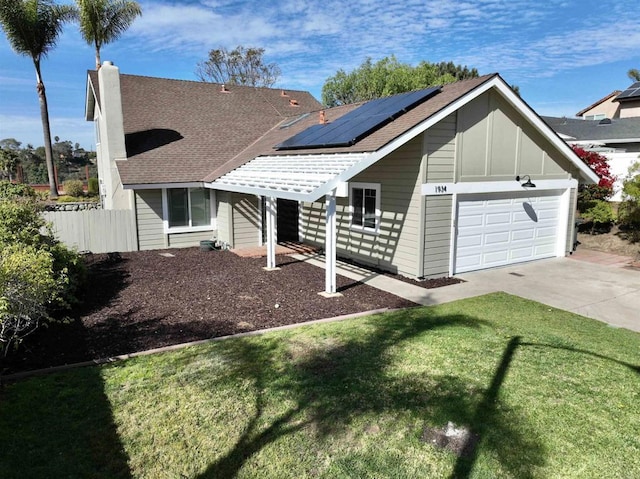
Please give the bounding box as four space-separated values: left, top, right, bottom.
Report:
0 196 46 246
580 200 616 234
0 191 85 356
572 146 615 210
87 177 99 196
0 181 36 200
618 161 640 237
0 243 66 356
57 195 82 203
63 179 84 197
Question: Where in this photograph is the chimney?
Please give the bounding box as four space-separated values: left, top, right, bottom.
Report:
319 110 326 124
220 84 230 93
280 90 288 97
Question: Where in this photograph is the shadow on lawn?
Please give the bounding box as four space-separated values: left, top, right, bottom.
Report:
0 254 133 478
195 310 546 479
0 368 132 479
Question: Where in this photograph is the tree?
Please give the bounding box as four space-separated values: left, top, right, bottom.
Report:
321 56 479 107
74 0 142 70
195 46 281 87
0 0 75 198
0 146 20 181
628 69 640 82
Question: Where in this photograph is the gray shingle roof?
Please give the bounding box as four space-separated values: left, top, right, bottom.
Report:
543 116 640 142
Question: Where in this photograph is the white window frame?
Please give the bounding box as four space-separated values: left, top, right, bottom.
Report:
162 187 217 234
584 113 606 121
349 182 381 234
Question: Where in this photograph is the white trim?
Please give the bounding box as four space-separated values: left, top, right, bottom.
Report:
265 196 277 269
349 182 381 234
126 182 206 190
325 189 337 294
162 187 217 234
556 188 572 257
448 193 458 277
311 76 598 200
422 179 578 196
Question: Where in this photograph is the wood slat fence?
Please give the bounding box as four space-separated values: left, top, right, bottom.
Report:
43 209 138 253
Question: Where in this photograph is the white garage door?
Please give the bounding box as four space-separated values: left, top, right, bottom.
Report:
455 191 562 273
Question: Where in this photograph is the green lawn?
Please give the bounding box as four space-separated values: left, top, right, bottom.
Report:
1 292 639 479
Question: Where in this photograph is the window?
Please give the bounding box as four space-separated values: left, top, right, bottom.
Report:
584 113 606 121
164 187 214 232
350 182 380 233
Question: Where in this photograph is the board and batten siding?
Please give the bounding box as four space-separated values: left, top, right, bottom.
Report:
302 136 424 277
135 189 217 250
457 90 572 182
423 113 457 278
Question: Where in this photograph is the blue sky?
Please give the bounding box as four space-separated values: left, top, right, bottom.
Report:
1 0 640 150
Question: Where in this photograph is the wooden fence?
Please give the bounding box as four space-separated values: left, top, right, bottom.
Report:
43 209 138 253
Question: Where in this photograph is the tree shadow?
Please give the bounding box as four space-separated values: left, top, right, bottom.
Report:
0 363 132 479
0 255 134 477
194 309 546 478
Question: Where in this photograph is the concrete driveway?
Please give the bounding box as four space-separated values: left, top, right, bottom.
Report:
452 257 640 332
294 251 640 333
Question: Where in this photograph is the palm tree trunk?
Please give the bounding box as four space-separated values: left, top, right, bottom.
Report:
95 45 101 70
34 60 58 198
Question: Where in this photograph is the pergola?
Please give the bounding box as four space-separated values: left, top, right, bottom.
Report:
211 153 371 295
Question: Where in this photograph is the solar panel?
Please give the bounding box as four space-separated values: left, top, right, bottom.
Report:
276 86 441 150
616 81 640 101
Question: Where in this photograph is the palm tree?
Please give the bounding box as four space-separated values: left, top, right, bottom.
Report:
75 0 141 70
628 69 640 82
0 0 75 198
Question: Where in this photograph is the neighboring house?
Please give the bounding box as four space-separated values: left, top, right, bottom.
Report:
86 62 598 292
575 91 622 120
544 116 640 201
575 82 640 120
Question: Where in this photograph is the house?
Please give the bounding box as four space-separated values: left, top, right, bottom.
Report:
544 116 640 201
86 62 598 293
575 82 640 120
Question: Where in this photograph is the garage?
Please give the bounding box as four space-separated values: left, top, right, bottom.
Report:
454 191 563 273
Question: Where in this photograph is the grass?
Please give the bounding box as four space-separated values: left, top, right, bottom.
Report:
0 292 639 478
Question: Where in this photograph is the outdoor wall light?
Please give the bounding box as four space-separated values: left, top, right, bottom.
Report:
516 175 536 188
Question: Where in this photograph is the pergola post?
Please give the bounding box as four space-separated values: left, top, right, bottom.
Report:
265 196 277 270
324 189 338 294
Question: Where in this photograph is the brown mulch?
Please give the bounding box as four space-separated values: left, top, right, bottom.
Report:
2 248 421 375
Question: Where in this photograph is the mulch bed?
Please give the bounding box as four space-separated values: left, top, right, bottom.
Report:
2 248 423 375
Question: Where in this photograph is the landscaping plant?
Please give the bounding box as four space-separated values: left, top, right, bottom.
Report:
0 181 83 356
618 161 640 240
62 179 84 197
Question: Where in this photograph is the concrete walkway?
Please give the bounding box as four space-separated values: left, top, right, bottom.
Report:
290 252 640 333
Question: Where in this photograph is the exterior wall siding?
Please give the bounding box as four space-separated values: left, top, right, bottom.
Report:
302 136 424 277
457 90 572 182
423 113 457 278
216 191 232 245
136 189 217 250
135 190 166 250
168 230 215 247
231 193 260 248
